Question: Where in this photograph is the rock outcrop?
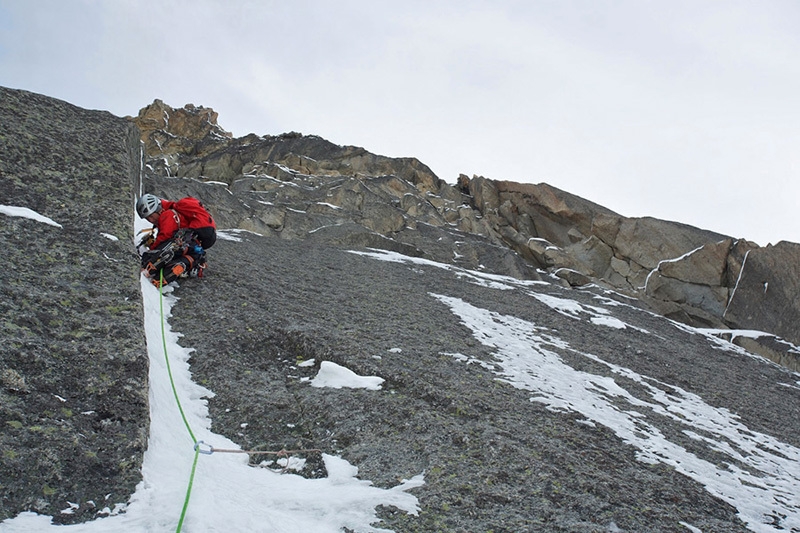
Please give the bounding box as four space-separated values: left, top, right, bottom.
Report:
130 99 232 162
724 241 800 349
461 178 746 322
133 100 799 370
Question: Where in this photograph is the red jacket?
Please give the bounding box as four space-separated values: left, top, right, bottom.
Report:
151 204 185 249
151 198 216 249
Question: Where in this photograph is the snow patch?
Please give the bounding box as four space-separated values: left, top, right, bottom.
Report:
0 205 62 227
532 293 648 333
216 229 263 241
311 361 384 390
315 202 342 210
349 248 546 291
679 522 703 533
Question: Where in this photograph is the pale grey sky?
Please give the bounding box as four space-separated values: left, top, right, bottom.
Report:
2 0 799 246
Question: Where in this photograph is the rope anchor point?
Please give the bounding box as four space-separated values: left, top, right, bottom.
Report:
194 440 214 455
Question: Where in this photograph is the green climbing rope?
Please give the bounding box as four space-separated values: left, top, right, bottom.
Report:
176 448 200 532
156 270 199 532
159 271 197 443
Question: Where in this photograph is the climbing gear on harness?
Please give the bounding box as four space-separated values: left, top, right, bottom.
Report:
136 227 156 253
142 229 206 287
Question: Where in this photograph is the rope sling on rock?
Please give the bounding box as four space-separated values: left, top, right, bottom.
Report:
193 441 321 457
154 271 321 532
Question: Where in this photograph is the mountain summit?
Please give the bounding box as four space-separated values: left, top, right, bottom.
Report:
1 87 799 532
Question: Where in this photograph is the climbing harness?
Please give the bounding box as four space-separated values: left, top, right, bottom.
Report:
144 230 207 288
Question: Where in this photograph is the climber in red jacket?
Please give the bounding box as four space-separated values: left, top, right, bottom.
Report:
137 194 217 249
136 194 217 287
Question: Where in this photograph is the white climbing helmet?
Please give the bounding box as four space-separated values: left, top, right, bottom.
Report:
136 194 161 218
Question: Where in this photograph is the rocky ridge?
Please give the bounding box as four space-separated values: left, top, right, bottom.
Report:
133 99 800 371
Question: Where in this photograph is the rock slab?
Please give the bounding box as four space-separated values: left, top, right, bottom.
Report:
0 87 148 523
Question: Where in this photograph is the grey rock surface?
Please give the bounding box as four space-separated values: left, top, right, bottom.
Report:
724 241 800 348
166 232 799 532
132 98 800 345
0 87 148 523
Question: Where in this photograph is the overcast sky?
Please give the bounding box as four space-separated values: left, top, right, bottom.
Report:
2 0 799 246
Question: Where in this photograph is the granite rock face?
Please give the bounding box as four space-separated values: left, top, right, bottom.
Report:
133 99 799 370
724 241 800 350
2 89 800 530
168 232 800 533
130 98 232 161
0 87 148 523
